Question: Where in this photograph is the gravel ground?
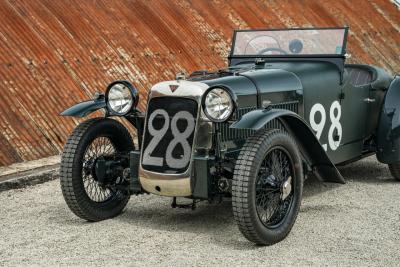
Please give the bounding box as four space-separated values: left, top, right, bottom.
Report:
0 156 399 266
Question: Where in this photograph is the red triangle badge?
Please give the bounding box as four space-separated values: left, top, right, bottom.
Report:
169 85 179 92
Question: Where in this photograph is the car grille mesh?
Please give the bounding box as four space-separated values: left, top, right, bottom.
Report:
220 100 299 142
141 97 198 174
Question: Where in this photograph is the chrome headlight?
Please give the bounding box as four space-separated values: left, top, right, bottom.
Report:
105 81 138 115
202 87 234 122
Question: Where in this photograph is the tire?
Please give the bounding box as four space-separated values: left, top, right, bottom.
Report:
232 129 303 245
60 118 134 221
388 162 400 181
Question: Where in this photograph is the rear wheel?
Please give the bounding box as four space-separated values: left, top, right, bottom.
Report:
388 162 400 181
232 129 303 245
60 118 134 221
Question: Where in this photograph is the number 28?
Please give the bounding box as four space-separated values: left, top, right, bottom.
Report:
142 109 195 169
309 101 342 151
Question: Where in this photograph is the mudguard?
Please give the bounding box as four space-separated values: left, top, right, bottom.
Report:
230 108 345 183
60 99 106 117
376 76 400 164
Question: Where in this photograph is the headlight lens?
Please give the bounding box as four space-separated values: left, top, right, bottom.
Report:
106 81 138 115
203 87 234 122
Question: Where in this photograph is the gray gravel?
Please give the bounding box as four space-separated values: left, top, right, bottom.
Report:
0 156 399 266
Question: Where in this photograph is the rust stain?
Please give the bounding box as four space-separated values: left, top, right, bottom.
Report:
0 0 399 166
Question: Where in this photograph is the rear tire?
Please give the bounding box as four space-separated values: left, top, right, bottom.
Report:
232 129 303 245
388 162 400 181
60 118 134 221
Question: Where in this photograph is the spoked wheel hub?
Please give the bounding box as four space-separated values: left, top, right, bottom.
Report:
82 157 97 179
82 136 118 202
281 176 292 201
255 147 295 228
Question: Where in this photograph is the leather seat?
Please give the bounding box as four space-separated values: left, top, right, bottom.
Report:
345 64 393 90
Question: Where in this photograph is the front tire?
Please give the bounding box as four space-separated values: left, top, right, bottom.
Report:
388 162 400 181
60 118 134 221
232 129 303 245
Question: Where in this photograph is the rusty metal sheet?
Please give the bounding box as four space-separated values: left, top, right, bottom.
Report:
0 0 399 166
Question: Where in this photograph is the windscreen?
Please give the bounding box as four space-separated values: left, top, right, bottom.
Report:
232 28 347 56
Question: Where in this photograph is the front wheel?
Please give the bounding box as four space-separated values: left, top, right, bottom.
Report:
232 129 303 245
60 118 134 221
388 162 400 181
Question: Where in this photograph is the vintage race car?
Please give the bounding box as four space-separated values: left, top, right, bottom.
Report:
60 27 399 245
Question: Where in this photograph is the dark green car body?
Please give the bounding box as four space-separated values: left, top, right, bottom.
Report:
62 27 399 200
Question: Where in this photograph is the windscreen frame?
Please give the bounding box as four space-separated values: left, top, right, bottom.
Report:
229 27 349 59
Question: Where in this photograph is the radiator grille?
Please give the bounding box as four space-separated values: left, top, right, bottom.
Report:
220 100 299 142
141 97 198 174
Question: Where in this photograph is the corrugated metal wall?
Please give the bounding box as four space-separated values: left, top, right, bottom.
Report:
0 0 399 166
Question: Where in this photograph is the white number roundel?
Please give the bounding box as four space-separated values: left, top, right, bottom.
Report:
309 101 342 151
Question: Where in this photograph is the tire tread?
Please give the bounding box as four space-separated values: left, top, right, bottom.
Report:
232 129 302 245
388 163 400 181
60 118 132 221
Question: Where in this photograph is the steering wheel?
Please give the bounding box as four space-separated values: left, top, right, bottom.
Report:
258 47 288 55
244 35 282 55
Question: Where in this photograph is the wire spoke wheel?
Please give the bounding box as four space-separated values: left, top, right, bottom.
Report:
232 129 303 245
82 137 117 203
255 148 294 228
60 118 134 221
